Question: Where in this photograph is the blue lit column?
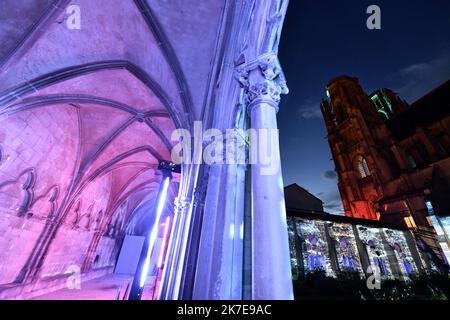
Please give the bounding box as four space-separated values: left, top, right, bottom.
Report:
128 161 178 300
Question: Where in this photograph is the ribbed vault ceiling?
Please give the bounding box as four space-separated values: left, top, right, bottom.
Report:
0 0 226 235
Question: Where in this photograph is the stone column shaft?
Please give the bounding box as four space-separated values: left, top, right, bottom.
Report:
238 53 293 300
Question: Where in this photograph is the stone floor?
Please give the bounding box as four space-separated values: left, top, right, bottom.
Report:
34 274 157 300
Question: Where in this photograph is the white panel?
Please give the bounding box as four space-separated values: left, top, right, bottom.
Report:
115 235 145 275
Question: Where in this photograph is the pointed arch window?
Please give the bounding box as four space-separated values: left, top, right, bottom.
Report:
356 156 371 179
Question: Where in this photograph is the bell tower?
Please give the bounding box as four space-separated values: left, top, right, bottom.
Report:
321 76 398 220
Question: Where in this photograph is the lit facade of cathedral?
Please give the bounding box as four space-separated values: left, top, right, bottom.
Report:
320 77 450 273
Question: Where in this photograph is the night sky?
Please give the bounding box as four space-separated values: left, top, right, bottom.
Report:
278 0 450 214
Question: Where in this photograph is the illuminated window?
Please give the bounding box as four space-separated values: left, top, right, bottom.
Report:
371 94 390 120
371 94 382 108
326 89 331 99
381 92 393 113
356 156 371 178
404 216 417 229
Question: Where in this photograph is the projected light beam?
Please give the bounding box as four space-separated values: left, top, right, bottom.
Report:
128 161 180 300
139 176 170 287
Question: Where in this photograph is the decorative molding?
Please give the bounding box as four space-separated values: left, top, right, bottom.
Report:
28 185 60 221
17 170 36 217
0 168 37 217
174 196 191 215
235 52 288 111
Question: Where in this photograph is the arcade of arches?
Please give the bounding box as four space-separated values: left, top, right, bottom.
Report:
0 0 293 299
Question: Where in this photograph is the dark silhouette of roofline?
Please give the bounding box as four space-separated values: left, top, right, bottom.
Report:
284 183 324 204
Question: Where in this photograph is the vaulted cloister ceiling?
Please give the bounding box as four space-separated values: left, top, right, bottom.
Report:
0 0 227 283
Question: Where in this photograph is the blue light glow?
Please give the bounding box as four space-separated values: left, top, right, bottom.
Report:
140 177 171 288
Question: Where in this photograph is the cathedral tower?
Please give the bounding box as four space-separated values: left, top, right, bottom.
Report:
321 76 408 220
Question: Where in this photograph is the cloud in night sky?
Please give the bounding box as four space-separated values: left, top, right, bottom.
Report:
393 51 450 103
321 189 344 215
297 98 322 120
322 170 337 181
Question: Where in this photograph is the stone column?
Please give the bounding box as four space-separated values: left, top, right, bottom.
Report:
180 165 208 299
404 230 426 275
237 53 293 300
353 225 371 276
324 223 340 274
158 195 191 300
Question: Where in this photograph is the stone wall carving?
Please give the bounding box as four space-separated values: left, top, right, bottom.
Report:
27 185 59 220
107 201 127 238
17 170 36 217
235 52 288 109
0 167 62 221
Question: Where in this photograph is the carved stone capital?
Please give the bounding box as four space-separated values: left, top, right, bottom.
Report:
246 79 283 110
174 196 191 215
235 52 288 111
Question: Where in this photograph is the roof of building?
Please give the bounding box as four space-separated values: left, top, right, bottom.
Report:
285 183 323 203
387 79 450 140
284 183 326 214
